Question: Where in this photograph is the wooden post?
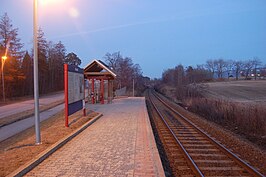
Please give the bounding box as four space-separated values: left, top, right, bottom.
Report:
100 79 104 104
83 79 86 116
111 80 114 102
87 79 90 101
108 80 111 103
91 78 95 104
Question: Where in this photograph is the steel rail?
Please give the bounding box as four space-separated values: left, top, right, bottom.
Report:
148 91 204 177
152 90 265 177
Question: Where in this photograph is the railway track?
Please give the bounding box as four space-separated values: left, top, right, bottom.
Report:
146 89 264 177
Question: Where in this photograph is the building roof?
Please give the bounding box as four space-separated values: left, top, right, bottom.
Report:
84 59 116 79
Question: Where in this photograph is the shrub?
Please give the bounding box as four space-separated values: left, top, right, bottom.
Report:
185 98 266 138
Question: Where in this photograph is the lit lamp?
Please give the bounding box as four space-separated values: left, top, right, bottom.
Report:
1 55 7 102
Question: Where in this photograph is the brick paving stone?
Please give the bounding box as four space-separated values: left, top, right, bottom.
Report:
25 98 165 177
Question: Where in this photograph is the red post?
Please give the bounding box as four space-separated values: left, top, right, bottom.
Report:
108 80 111 103
64 64 69 127
83 79 86 116
100 79 104 104
87 79 90 103
91 78 95 104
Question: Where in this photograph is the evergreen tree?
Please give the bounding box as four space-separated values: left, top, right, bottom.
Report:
48 41 66 91
64 52 81 66
0 13 24 59
21 51 33 95
36 28 49 94
0 13 24 98
54 41 66 90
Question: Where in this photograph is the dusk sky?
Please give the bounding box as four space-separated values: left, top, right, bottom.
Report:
1 0 266 78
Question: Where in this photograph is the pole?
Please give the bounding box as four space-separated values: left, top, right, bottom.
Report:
91 78 95 104
1 58 5 102
64 64 69 127
107 80 111 103
33 0 41 144
83 78 86 116
133 78 134 97
100 79 104 104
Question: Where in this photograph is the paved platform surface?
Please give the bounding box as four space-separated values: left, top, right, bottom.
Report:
25 97 165 177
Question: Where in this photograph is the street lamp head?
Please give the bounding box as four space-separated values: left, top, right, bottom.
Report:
2 56 7 60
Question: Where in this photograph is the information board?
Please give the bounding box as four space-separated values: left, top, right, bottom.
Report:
68 71 84 104
64 64 85 127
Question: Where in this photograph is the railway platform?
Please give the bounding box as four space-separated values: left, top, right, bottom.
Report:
25 97 165 177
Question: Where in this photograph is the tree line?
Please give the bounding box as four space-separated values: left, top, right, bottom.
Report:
159 58 265 100
162 58 265 86
0 13 81 100
205 58 264 80
104 51 147 96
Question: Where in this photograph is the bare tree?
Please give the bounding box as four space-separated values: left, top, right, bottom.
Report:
205 59 215 78
232 60 243 80
162 68 175 86
252 57 261 80
104 51 121 71
243 60 254 79
225 60 233 79
215 58 227 78
175 64 184 87
104 52 143 92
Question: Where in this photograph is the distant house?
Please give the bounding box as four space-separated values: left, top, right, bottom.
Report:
212 67 266 80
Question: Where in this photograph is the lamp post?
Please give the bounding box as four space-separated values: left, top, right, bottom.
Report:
33 0 41 144
1 56 7 102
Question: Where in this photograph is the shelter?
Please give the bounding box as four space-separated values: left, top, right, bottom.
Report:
84 60 116 104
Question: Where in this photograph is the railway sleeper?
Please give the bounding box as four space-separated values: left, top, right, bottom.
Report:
186 148 220 153
196 161 238 168
183 144 214 148
190 153 228 160
180 140 209 144
175 132 199 135
178 137 206 140
194 159 234 164
200 167 250 177
176 135 203 139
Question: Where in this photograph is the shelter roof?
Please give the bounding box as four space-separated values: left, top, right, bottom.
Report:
84 59 116 79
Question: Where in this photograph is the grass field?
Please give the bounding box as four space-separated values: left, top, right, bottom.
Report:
201 80 266 103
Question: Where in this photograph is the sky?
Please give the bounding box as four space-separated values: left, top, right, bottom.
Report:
1 0 266 79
